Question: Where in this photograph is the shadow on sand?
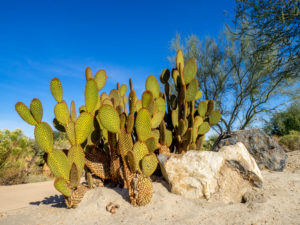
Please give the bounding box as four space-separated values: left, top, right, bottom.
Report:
30 194 67 208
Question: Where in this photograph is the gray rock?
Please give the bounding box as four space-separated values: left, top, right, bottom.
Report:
211 128 287 171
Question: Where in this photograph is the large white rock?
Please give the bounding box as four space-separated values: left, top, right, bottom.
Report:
158 142 263 203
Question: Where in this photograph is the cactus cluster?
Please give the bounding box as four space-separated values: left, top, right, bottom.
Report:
15 50 221 208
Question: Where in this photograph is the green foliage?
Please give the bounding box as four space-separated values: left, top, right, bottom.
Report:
278 130 300 151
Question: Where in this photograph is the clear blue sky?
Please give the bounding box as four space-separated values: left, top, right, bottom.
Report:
0 0 235 138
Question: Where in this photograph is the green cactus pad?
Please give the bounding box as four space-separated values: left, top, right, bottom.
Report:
150 129 160 141
70 101 77 122
34 122 53 152
126 150 138 173
160 68 170 84
69 163 80 189
98 105 120 133
85 67 93 81
171 110 178 127
120 113 126 129
145 75 160 99
194 116 204 128
207 100 215 115
68 145 85 175
172 69 179 86
209 110 221 125
79 105 87 113
198 122 210 135
66 120 76 145
54 177 72 197
176 50 184 70
94 69 107 91
141 153 158 177
109 89 121 107
165 129 173 147
195 91 202 100
198 101 208 117
156 97 166 114
126 113 135 133
85 79 99 113
186 79 199 102
133 141 149 169
136 100 142 112
129 90 137 113
118 128 133 157
151 111 165 128
50 78 63 103
120 84 127 97
142 90 153 108
145 137 158 153
178 119 186 136
136 108 152 141
102 98 113 107
48 150 70 180
75 112 93 144
54 101 70 125
183 58 197 84
15 102 38 125
30 98 43 123
146 99 156 116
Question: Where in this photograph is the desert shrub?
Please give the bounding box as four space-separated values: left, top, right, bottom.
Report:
53 131 70 149
279 130 300 151
0 129 46 185
264 103 300 136
203 134 219 151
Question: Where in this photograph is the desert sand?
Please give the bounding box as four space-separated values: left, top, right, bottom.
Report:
0 151 299 225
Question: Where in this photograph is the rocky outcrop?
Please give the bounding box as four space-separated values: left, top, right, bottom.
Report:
211 129 287 171
158 142 263 203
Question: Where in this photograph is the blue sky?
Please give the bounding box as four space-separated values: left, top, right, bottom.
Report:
0 0 235 138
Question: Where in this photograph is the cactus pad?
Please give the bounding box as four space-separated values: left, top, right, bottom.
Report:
85 67 93 81
75 112 93 144
198 122 210 135
118 128 133 157
129 90 137 113
94 69 107 91
15 102 38 125
151 111 165 128
68 145 85 176
30 98 43 123
70 101 77 122
198 101 208 117
131 174 153 206
69 163 80 189
160 68 170 84
133 141 149 169
126 150 138 173
145 75 160 99
142 90 153 108
47 150 70 180
66 120 76 145
209 110 221 125
85 79 99 113
98 105 120 133
136 108 151 141
186 79 199 102
183 58 197 84
54 177 72 197
145 137 158 153
156 97 166 114
120 84 127 97
34 122 53 152
50 78 63 102
176 50 184 70
141 153 158 177
54 101 69 125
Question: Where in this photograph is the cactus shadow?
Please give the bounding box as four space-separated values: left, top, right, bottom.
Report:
30 194 67 208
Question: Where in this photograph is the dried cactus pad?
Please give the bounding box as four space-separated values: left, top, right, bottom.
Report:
145 75 160 99
15 102 37 125
85 79 99 113
75 112 94 144
47 150 70 180
94 69 107 91
54 177 72 197
98 105 120 133
183 58 197 84
133 174 153 206
30 98 43 123
34 122 53 152
50 78 63 102
136 108 152 141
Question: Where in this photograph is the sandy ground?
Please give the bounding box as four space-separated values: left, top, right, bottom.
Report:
0 151 299 225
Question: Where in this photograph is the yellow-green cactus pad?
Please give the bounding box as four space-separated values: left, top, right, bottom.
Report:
194 116 204 128
150 129 160 141
100 92 109 102
85 66 93 81
109 89 121 107
126 113 134 133
54 177 72 197
85 79 98 113
198 101 208 117
70 101 77 122
172 69 179 86
30 98 43 123
120 113 126 129
141 153 158 177
171 110 178 127
54 101 69 125
198 122 210 135
118 128 133 157
102 98 113 107
207 100 215 115
68 145 85 175
160 68 170 84
165 129 173 147
183 58 197 84
145 137 158 153
94 69 107 91
136 99 142 112
48 150 70 180
126 150 138 173
196 135 205 150
142 90 153 108
186 79 199 102
120 84 127 97
15 102 37 125
155 97 166 114
79 105 86 113
133 141 149 169
209 110 221 125
176 50 184 70
129 90 137 113
34 122 53 152
50 78 63 102
195 90 202 100
69 163 80 189
136 108 151 141
151 111 165 128
145 75 160 99
66 120 76 145
75 112 93 144
98 105 120 133
178 119 186 136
